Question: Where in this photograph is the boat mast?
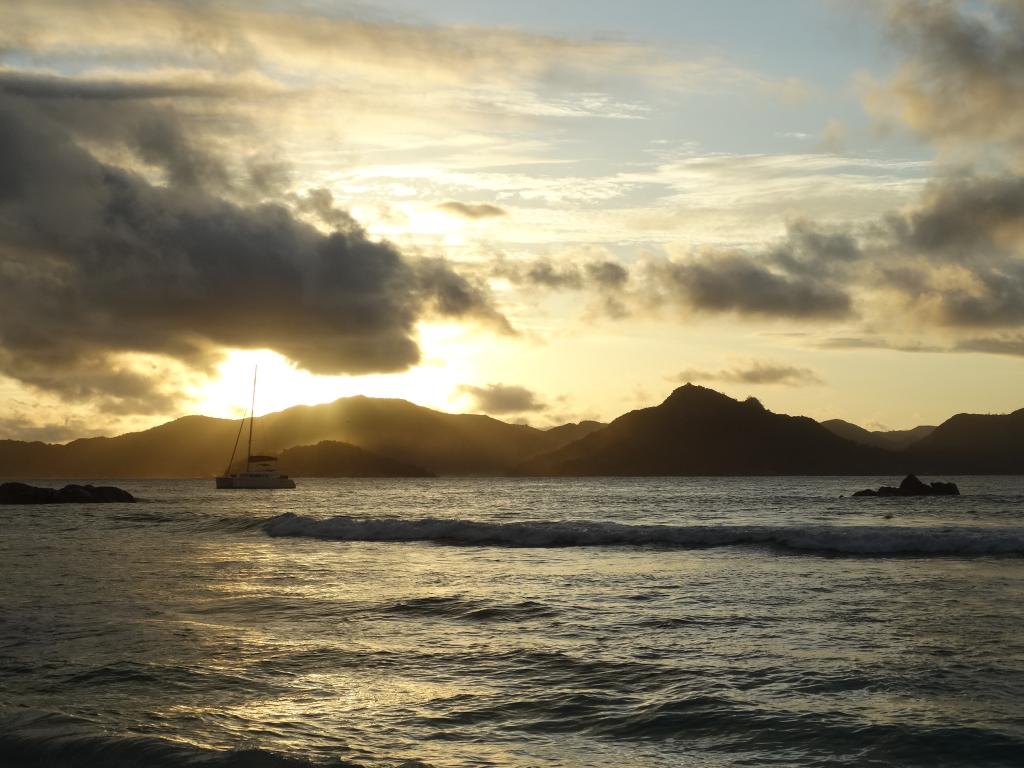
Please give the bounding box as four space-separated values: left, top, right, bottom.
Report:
246 365 257 473
224 414 246 476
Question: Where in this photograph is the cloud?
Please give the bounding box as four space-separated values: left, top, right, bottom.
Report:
492 222 856 323
0 70 243 192
585 260 629 290
493 254 631 292
869 175 1024 328
955 334 1024 356
813 335 950 354
817 118 847 154
0 415 95 443
0 1 773 97
654 173 1024 329
652 251 853 319
495 258 582 290
491 253 634 318
492 168 1024 336
0 93 507 413
863 0 1024 155
437 201 507 219
676 361 824 387
0 69 254 101
293 187 359 231
458 383 547 414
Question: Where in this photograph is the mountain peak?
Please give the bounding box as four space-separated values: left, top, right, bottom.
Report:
663 383 736 406
518 384 897 476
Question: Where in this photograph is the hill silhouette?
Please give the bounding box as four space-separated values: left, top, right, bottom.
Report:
2 388 1022 478
543 420 606 444
0 397 589 478
256 397 579 475
906 408 1024 474
0 415 239 479
277 441 433 477
517 384 902 476
820 419 936 451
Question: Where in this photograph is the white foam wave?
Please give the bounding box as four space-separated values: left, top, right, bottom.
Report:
263 514 1024 556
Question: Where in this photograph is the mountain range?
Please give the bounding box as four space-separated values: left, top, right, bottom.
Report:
0 397 604 478
0 385 1021 478
819 419 936 451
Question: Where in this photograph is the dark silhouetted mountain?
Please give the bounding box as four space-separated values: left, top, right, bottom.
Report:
277 441 433 477
543 420 606 444
820 419 936 451
0 415 240 479
906 408 1024 474
0 397 581 478
3 389 1021 479
256 397 565 475
517 384 901 476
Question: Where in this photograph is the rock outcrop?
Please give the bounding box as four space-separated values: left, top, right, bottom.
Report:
0 482 136 504
852 475 959 497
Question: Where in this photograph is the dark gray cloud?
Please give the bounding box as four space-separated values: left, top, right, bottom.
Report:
955 334 1024 356
0 71 245 192
771 219 862 276
676 361 823 387
0 93 507 413
458 383 546 414
246 157 292 197
437 201 507 219
655 252 852 319
417 259 514 334
495 218 862 322
492 255 634 318
519 259 585 289
294 187 360 231
0 70 242 101
934 268 1024 326
584 260 628 290
495 256 630 291
894 175 1024 257
870 175 1024 327
870 0 1024 151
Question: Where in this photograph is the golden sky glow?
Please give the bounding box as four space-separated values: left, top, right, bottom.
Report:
1 0 1023 441
196 323 482 420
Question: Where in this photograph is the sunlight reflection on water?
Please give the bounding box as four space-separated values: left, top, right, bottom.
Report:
2 476 1023 767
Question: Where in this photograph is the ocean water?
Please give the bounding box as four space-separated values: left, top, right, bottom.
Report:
1 476 1023 768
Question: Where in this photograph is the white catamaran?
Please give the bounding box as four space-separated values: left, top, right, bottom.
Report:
215 367 296 490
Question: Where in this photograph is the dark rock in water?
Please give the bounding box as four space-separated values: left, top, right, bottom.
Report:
0 482 58 504
57 484 136 503
0 482 135 504
852 474 959 498
899 474 931 494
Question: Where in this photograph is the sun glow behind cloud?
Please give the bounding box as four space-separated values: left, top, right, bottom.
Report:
192 323 479 419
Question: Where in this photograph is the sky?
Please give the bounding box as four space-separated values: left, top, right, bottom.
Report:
1 0 1023 440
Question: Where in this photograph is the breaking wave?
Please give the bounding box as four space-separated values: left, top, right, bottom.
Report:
264 513 1024 557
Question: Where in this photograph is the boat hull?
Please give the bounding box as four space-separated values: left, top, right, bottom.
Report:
216 475 296 489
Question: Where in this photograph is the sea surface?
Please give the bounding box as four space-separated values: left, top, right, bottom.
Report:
1 476 1023 767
